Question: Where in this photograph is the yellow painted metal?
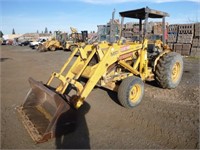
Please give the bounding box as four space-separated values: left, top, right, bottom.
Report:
129 84 142 103
74 48 96 80
133 56 140 70
70 27 78 33
79 47 87 60
45 37 153 108
66 41 74 49
41 39 63 51
153 50 171 71
46 47 78 84
61 48 79 74
119 60 140 75
171 62 181 83
139 39 149 80
74 47 113 106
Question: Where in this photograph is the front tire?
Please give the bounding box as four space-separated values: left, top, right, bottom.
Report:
118 76 144 108
49 46 56 51
38 45 46 52
155 52 183 89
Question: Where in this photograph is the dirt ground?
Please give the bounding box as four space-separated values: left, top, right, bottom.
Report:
1 45 199 149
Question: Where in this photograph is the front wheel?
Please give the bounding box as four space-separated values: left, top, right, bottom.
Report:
155 52 183 89
49 46 56 51
118 76 144 108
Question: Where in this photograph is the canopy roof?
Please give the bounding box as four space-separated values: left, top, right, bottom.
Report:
119 7 169 19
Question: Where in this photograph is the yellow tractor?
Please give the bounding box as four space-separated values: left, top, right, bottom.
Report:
38 28 88 52
38 31 67 52
37 27 88 52
38 39 63 51
17 7 183 143
65 27 88 51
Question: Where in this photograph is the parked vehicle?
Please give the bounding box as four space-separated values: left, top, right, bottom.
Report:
18 40 32 46
1 40 7 45
29 39 47 49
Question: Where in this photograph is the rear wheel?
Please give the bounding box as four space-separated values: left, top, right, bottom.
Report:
155 52 183 89
118 76 144 108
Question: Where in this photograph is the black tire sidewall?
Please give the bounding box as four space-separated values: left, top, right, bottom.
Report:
155 52 183 89
126 78 144 107
118 76 144 108
168 54 183 88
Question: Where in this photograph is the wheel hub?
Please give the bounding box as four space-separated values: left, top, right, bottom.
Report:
129 84 141 103
172 62 181 82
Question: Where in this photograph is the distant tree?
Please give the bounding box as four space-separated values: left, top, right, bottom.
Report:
45 27 48 34
12 28 15 34
0 31 3 38
49 31 52 34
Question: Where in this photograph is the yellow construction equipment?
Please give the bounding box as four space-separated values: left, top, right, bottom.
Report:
39 39 63 51
17 7 183 143
38 31 67 52
66 27 88 51
38 29 88 52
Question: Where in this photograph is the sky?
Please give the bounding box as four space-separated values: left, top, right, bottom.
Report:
0 0 200 34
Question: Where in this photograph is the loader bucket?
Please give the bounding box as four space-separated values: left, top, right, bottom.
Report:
17 77 77 143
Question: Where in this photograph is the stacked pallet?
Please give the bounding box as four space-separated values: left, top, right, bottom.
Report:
191 23 200 56
153 22 163 35
174 43 182 54
177 34 193 43
133 24 140 33
167 24 178 43
182 43 192 55
171 24 194 56
147 21 154 33
177 24 194 43
168 43 174 50
122 30 133 38
174 43 192 56
125 22 134 29
194 23 200 37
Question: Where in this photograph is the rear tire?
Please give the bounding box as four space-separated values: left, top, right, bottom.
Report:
118 76 144 108
155 52 183 89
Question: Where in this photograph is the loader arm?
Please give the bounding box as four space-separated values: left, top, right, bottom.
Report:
73 46 118 108
47 43 120 108
18 40 149 143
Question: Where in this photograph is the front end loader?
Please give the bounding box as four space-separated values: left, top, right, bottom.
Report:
38 31 68 52
17 7 183 143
